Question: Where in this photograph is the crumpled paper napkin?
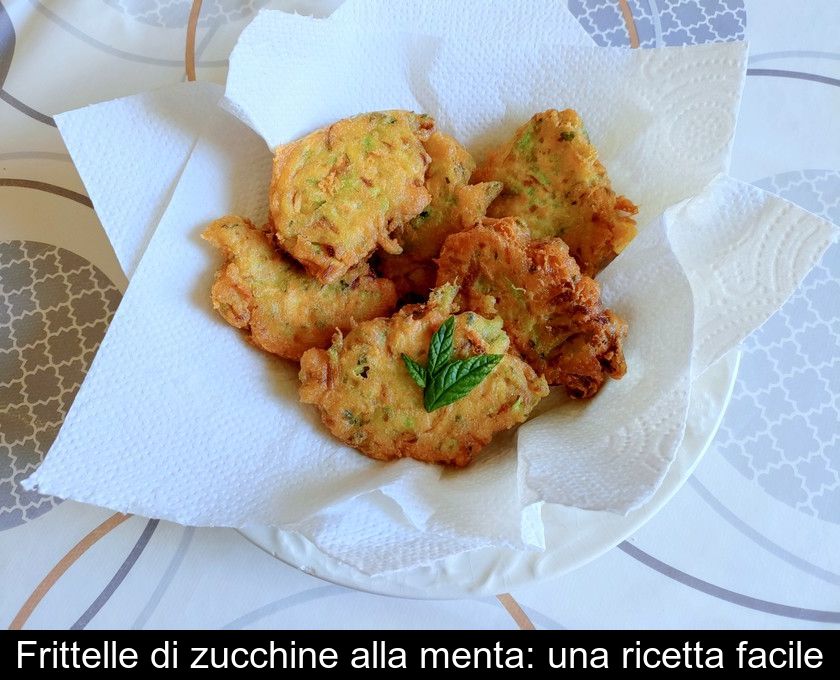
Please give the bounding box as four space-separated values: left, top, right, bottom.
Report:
55 81 223 278
25 4 836 574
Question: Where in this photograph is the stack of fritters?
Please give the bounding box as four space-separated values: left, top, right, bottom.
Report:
203 108 637 466
377 131 502 299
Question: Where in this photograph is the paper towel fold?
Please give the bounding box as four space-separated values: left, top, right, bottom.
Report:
26 6 837 574
56 82 223 278
667 175 837 376
518 217 695 512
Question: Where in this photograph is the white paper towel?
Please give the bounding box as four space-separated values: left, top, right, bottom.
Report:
223 2 592 148
667 174 836 376
55 82 223 278
26 7 837 574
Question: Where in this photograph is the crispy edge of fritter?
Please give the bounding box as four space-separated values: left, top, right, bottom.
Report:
298 284 548 466
202 215 397 361
436 216 627 398
269 111 434 284
473 108 638 277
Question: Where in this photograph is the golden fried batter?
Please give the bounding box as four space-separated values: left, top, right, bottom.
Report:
437 217 627 398
269 110 434 284
203 215 396 360
299 285 548 466
378 132 502 299
472 109 638 276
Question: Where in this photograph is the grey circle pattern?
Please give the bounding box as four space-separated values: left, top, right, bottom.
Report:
102 0 269 29
0 2 14 89
0 241 121 530
715 171 840 523
568 0 745 47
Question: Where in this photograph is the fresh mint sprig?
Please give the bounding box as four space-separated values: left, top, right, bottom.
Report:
401 316 503 413
401 354 427 389
426 315 455 376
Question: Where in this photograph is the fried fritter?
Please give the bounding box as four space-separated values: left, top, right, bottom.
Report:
269 110 435 284
202 216 397 360
378 132 502 299
437 217 627 398
299 284 548 466
472 109 638 277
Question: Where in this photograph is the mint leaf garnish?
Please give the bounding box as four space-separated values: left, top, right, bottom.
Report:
424 354 503 412
401 354 427 389
426 315 454 377
401 316 503 412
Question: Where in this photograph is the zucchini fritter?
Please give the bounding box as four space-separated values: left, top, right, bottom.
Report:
298 285 548 466
378 132 502 299
269 110 434 284
472 109 638 276
202 216 397 360
437 217 627 398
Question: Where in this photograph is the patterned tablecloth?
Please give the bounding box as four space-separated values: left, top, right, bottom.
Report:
1 0 838 629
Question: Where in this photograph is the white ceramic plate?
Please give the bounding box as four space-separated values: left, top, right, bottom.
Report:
240 350 739 598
